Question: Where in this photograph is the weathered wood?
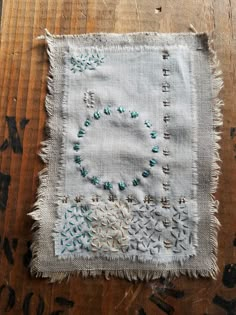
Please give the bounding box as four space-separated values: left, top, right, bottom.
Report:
0 0 235 314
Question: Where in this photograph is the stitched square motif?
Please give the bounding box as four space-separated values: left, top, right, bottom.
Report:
30 31 223 281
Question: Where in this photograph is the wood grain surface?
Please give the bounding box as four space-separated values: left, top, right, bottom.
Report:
0 1 235 314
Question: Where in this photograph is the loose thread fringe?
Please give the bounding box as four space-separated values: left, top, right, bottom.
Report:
28 29 223 282
207 35 224 279
28 29 59 278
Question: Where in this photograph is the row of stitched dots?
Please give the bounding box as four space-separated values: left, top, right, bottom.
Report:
162 52 187 217
162 50 171 196
160 196 186 209
61 194 186 205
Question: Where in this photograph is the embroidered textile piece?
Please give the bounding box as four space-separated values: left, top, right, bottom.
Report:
30 31 223 281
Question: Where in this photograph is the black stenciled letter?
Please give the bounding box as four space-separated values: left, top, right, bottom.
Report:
0 117 29 154
23 292 45 315
0 285 16 312
0 172 11 211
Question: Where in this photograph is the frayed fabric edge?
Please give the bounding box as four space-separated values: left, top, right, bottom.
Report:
29 29 223 282
28 30 59 279
31 267 220 283
206 35 224 278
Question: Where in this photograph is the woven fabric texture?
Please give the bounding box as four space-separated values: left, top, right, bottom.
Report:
30 31 223 281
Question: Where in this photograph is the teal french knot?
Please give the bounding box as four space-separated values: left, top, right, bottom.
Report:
104 182 113 190
80 168 88 177
59 205 93 254
131 111 139 118
104 106 112 115
152 145 159 153
142 170 150 178
73 143 80 151
91 176 100 185
133 178 140 186
145 120 152 128
78 128 86 137
150 131 157 139
150 159 157 167
117 106 125 113
75 156 82 164
84 119 91 127
94 111 101 120
118 182 127 190
70 53 104 73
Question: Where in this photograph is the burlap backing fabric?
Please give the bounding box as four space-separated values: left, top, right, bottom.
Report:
30 31 223 281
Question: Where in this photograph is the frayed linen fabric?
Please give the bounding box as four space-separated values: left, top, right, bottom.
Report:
30 30 223 281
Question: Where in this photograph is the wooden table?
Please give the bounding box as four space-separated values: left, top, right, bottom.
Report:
0 1 235 314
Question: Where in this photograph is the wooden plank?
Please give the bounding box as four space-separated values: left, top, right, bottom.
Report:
0 0 235 314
